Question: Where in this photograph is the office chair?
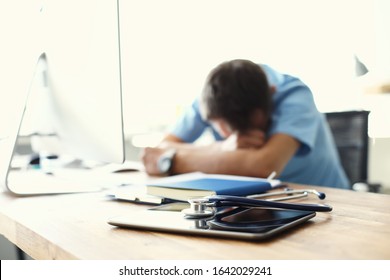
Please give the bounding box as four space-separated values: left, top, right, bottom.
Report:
325 110 380 192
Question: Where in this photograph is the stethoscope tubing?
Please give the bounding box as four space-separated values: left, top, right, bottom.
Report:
207 195 333 212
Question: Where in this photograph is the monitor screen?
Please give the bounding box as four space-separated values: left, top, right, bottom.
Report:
0 0 125 194
37 0 125 164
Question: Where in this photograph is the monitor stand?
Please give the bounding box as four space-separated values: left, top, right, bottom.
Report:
0 53 103 196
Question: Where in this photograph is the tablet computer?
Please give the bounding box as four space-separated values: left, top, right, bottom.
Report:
108 206 316 241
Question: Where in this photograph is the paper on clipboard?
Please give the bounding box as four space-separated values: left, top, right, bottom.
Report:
106 185 175 205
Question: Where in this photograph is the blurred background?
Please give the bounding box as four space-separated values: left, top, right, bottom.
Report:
1 0 390 258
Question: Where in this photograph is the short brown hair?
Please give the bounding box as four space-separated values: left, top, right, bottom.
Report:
200 59 272 132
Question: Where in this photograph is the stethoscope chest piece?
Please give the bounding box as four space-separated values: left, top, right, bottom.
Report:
182 198 215 218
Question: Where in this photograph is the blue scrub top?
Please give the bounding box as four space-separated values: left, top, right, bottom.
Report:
170 64 350 189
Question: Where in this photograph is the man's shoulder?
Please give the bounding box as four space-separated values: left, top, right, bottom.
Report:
259 64 302 89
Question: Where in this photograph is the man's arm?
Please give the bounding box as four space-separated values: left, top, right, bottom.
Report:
142 133 299 178
160 129 266 150
170 133 299 178
158 134 199 149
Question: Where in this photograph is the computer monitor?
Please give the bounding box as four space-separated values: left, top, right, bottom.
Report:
39 0 124 163
0 0 125 195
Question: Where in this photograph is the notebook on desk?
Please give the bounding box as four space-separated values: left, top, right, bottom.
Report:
146 172 282 201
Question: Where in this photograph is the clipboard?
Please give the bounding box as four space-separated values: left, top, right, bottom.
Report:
106 185 178 205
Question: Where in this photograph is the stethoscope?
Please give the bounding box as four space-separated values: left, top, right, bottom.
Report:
182 189 332 218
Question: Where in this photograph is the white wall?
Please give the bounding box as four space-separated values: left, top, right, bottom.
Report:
370 138 390 192
1 0 386 135
373 0 390 78
119 0 375 133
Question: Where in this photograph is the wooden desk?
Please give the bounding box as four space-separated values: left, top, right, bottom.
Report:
1 172 390 259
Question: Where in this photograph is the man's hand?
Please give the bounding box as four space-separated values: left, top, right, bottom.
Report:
221 129 266 151
140 147 166 176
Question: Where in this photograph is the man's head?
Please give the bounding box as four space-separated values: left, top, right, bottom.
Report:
200 59 273 136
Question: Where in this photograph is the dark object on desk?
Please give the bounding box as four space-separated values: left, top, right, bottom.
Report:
208 207 314 233
112 168 139 173
182 194 331 219
325 110 381 192
28 154 41 166
103 161 143 173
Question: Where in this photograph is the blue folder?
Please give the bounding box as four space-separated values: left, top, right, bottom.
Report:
147 173 280 200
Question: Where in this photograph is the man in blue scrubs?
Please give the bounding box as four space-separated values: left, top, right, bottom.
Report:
141 59 349 189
